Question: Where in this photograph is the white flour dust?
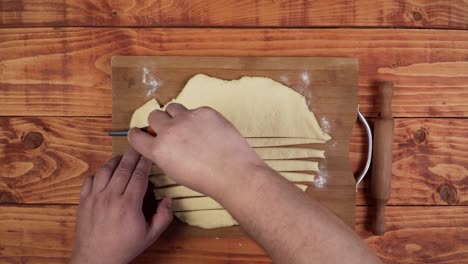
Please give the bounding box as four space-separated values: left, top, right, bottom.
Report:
142 67 163 98
295 72 313 107
314 161 328 188
279 74 290 84
300 71 311 86
320 116 336 134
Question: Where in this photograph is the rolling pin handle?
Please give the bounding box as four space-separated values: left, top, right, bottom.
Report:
372 200 387 236
371 81 394 236
379 81 394 119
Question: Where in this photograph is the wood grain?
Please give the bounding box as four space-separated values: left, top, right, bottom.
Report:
1 28 467 117
0 0 467 29
353 118 468 206
0 117 111 204
1 117 466 205
1 204 467 263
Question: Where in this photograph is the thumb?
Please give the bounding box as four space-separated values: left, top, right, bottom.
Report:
146 197 173 243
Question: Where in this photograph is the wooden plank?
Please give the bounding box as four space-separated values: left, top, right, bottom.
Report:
0 0 467 29
0 204 467 263
353 118 468 206
1 117 467 205
1 28 467 117
0 117 111 204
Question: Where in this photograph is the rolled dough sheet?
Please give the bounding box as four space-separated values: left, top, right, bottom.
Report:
152 160 319 175
172 197 223 212
151 164 163 175
280 172 315 182
154 185 203 200
150 172 314 188
172 184 308 212
150 174 177 187
254 147 324 160
246 137 324 147
129 74 331 140
156 183 307 200
265 160 319 172
173 184 308 228
174 210 238 229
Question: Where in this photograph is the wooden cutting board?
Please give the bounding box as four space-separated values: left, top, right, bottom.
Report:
112 56 358 237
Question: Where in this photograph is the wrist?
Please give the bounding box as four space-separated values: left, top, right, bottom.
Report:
212 162 273 204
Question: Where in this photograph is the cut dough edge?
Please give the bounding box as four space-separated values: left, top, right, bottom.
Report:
129 100 327 146
173 181 310 228
265 160 319 172
174 210 238 229
254 147 324 160
151 160 318 175
171 182 307 212
154 183 308 200
150 172 315 187
246 137 325 147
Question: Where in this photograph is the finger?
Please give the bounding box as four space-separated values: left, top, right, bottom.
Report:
108 147 141 195
165 103 188 118
148 110 172 133
80 176 94 199
146 197 173 244
128 128 156 160
92 156 122 193
124 155 152 206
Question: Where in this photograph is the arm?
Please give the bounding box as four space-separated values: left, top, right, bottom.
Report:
128 103 381 264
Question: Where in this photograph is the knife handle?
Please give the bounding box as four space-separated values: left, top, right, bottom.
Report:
108 126 156 137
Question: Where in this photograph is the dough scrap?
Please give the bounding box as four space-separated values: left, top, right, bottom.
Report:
246 137 324 147
172 197 223 212
154 186 203 200
279 172 315 182
174 210 238 229
156 183 307 200
254 147 324 160
151 164 163 175
265 160 319 172
129 99 160 128
150 172 314 188
149 174 177 187
130 74 330 140
172 184 308 212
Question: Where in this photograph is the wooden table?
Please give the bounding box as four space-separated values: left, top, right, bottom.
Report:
0 1 467 263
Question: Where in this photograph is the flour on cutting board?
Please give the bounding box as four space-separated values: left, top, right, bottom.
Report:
141 67 163 98
315 161 329 189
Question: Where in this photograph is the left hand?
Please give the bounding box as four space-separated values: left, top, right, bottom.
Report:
70 147 173 264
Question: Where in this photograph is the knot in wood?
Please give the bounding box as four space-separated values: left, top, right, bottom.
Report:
23 132 43 149
0 191 16 203
412 12 423 21
112 10 118 17
413 128 427 144
436 184 457 204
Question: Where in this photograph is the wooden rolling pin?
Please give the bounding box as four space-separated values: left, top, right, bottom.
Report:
371 81 394 235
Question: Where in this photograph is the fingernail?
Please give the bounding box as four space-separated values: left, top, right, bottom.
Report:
127 127 136 142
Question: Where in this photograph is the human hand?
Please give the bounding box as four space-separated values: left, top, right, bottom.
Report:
127 103 267 199
70 147 173 264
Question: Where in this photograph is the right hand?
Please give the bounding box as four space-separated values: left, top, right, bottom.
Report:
128 103 267 199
